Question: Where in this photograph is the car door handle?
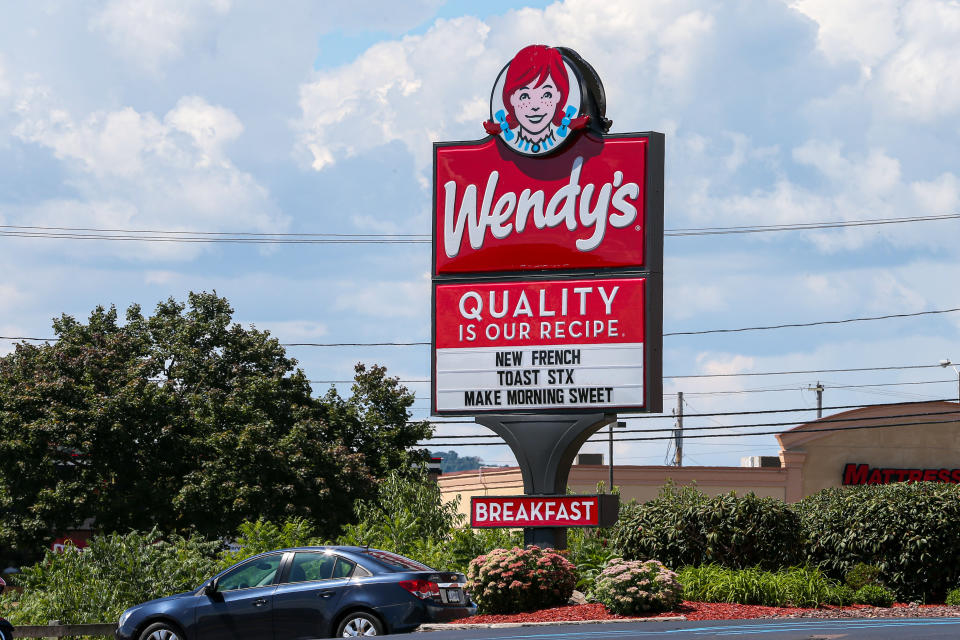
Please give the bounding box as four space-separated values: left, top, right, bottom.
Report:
252 598 268 607
317 591 335 599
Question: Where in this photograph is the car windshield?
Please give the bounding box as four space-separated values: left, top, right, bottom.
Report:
363 550 432 571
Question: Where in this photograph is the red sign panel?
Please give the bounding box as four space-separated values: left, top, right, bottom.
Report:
434 134 649 274
843 463 960 485
433 277 645 413
471 495 605 527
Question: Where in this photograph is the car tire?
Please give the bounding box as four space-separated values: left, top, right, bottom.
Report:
0 620 11 640
336 611 385 637
138 622 183 640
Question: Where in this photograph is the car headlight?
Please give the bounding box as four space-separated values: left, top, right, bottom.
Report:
118 608 134 628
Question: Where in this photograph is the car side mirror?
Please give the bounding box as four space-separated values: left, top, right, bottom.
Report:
203 579 220 599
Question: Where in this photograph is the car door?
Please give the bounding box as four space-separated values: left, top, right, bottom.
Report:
272 551 355 640
195 553 284 640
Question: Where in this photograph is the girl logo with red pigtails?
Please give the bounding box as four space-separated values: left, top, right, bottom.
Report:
485 45 589 157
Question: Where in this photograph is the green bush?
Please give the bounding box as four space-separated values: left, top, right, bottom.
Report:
592 558 681 615
677 565 845 608
844 563 882 591
0 529 221 625
945 587 960 605
796 482 960 602
465 546 576 614
334 468 473 571
566 529 617 592
613 484 803 570
853 584 895 607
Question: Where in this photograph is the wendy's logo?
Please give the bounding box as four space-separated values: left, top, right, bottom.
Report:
484 45 607 157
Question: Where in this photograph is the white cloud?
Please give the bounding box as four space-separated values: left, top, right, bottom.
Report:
9 91 284 260
90 0 231 72
794 0 960 121
296 1 721 176
334 275 430 319
256 320 329 340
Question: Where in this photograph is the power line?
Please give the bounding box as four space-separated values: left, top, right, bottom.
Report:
427 406 960 440
4 306 957 347
664 307 960 336
422 399 958 429
424 412 960 446
1 212 956 242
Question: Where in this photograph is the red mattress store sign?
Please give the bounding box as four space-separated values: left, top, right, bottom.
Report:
434 134 649 275
433 277 645 413
471 495 618 528
843 463 960 485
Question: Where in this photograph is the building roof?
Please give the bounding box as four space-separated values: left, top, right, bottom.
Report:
776 400 960 450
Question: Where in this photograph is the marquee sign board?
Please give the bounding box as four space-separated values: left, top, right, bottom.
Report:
433 276 648 413
470 494 620 528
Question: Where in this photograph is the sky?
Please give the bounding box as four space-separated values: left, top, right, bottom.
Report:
1 0 958 469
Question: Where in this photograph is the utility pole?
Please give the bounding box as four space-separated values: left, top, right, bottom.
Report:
807 381 825 418
608 421 614 492
608 420 626 492
674 392 683 467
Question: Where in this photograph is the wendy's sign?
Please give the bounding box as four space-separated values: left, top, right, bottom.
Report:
432 43 662 416
435 134 655 274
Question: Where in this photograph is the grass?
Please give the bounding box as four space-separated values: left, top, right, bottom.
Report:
677 565 847 608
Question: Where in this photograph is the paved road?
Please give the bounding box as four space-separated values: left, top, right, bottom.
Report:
417 617 960 639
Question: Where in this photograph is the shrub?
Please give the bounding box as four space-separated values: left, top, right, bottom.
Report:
796 482 960 602
853 584 895 607
592 559 681 615
945 587 960 606
567 529 617 592
334 469 472 571
677 565 845 608
465 546 576 614
844 563 882 591
0 529 221 625
613 484 803 570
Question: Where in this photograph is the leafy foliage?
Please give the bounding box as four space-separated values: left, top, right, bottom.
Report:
221 518 321 568
796 482 960 601
945 587 960 606
613 484 803 570
428 450 487 473
0 293 429 554
0 529 221 624
592 559 681 615
566 528 618 592
852 583 895 607
844 563 883 591
677 565 846 608
466 546 576 614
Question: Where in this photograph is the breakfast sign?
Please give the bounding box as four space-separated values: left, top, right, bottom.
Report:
431 44 663 416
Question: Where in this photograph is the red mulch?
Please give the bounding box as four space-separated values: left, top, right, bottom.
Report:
457 601 960 624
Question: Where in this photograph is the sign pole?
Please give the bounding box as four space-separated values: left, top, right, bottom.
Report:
475 412 615 548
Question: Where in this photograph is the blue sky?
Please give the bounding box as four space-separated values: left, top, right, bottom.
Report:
1 0 958 468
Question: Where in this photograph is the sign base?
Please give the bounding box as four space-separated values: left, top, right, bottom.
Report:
475 412 617 549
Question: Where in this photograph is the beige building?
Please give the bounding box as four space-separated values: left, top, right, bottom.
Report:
437 401 960 516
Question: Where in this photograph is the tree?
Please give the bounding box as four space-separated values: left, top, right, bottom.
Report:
429 450 487 473
0 292 431 554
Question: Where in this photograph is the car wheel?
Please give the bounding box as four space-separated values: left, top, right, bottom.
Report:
139 622 183 640
336 611 384 637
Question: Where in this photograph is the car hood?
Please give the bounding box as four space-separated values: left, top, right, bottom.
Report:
134 589 198 608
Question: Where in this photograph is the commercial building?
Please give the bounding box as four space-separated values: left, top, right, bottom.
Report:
437 400 960 515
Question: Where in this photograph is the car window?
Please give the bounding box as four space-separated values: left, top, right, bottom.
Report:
362 550 432 571
217 554 282 592
332 557 355 579
286 552 336 583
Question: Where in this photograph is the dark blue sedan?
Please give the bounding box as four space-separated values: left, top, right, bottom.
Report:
115 547 476 638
